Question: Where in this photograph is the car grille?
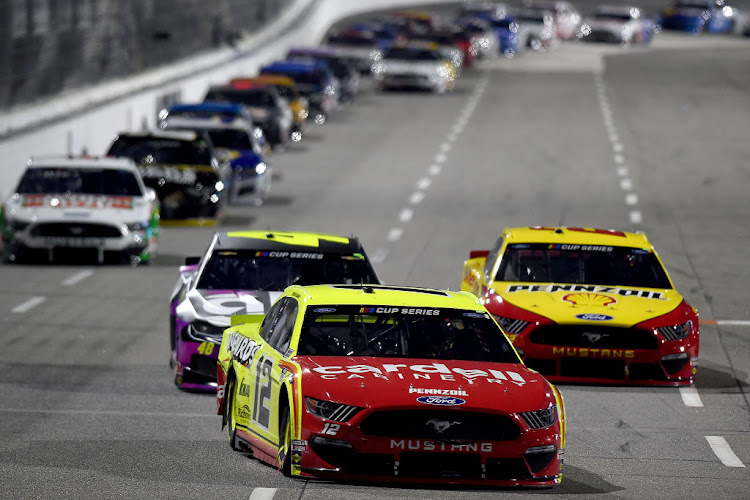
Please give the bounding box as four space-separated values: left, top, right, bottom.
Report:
530 325 659 350
31 222 122 238
360 410 519 441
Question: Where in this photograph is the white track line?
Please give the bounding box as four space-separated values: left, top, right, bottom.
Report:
62 270 94 286
717 320 750 326
629 211 642 224
679 386 704 407
387 228 403 242
399 208 413 222
0 408 215 418
408 191 425 205
705 436 745 467
249 488 277 500
12 296 46 313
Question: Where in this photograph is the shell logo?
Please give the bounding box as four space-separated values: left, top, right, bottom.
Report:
562 293 616 307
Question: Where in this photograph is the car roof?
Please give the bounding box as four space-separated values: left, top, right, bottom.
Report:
161 116 252 132
213 230 366 253
287 284 482 309
502 226 652 248
113 129 200 142
168 102 245 113
27 155 139 172
231 75 296 87
262 60 324 73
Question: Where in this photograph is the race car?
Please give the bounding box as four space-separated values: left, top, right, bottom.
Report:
160 116 272 206
169 231 381 391
285 47 361 104
461 227 699 386
217 284 566 487
371 43 457 93
658 0 743 33
577 5 656 45
523 1 582 40
0 156 159 264
106 129 229 225
229 76 309 139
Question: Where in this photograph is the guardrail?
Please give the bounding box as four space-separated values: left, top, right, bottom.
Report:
0 0 458 201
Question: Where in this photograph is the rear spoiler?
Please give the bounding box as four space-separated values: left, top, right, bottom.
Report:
469 250 490 259
231 314 265 327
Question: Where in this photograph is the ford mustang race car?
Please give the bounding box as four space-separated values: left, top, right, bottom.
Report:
170 231 381 391
217 284 566 486
1 156 159 264
106 130 229 225
461 227 699 386
372 43 457 93
577 5 656 45
658 0 743 33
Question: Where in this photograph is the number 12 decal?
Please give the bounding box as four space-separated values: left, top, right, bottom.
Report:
253 354 273 430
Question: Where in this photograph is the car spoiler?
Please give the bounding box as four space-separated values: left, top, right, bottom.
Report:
231 314 265 327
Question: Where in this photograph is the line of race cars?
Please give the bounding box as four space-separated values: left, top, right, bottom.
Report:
0 0 719 489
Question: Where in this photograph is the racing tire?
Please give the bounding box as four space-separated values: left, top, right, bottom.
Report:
224 375 241 451
278 405 292 476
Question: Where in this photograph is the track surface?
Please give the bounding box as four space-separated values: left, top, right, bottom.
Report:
1 28 749 499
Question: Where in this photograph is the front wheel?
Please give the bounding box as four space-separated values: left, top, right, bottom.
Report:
224 376 241 451
278 405 292 476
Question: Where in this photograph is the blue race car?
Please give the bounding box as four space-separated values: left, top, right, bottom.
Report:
659 0 742 33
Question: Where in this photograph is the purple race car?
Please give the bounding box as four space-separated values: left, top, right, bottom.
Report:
168 230 381 391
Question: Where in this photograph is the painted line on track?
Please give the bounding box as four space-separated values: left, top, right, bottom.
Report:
249 488 278 500
62 269 94 286
705 436 746 468
0 408 215 418
12 296 46 313
679 386 704 407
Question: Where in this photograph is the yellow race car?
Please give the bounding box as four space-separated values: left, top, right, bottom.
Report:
461 226 699 386
217 284 566 487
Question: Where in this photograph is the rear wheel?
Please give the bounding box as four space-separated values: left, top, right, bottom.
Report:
224 376 241 451
278 405 292 476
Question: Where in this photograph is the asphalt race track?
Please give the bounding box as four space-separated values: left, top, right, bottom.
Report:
1 22 749 500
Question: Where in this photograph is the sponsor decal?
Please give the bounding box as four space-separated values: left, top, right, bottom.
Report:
312 363 527 386
358 307 440 316
239 380 250 397
408 386 468 396
227 332 260 365
426 419 461 433
552 347 635 358
575 313 614 321
22 194 133 209
390 439 493 452
417 395 466 406
238 404 251 420
255 251 323 259
313 307 337 313
463 312 487 319
139 165 197 185
563 293 616 307
548 244 613 252
507 284 665 300
291 440 308 452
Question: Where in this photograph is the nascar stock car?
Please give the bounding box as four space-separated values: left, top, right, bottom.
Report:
461 227 699 385
106 130 230 225
217 284 566 486
577 5 656 45
160 116 272 206
169 231 380 391
371 43 457 94
658 0 744 33
0 156 159 264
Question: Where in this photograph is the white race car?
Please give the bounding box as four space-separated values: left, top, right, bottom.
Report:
372 44 457 94
577 6 656 45
0 156 159 264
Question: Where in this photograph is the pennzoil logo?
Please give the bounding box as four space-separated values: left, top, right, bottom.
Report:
508 284 665 300
563 293 616 307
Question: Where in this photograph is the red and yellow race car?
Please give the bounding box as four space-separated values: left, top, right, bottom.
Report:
461 227 699 386
217 284 566 487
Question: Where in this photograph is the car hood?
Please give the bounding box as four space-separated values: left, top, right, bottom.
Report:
296 356 554 413
5 193 151 225
178 288 283 327
494 282 682 326
383 60 441 74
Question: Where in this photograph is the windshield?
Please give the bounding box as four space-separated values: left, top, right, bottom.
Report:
595 13 633 21
107 137 212 165
16 167 142 196
495 243 672 288
196 250 379 290
297 305 519 362
205 89 276 108
384 47 442 61
203 129 253 150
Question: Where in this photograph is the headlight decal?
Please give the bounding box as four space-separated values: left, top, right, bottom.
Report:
519 404 557 429
305 396 362 422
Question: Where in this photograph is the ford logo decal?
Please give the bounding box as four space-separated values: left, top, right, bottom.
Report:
417 396 466 406
576 313 613 321
313 307 337 313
